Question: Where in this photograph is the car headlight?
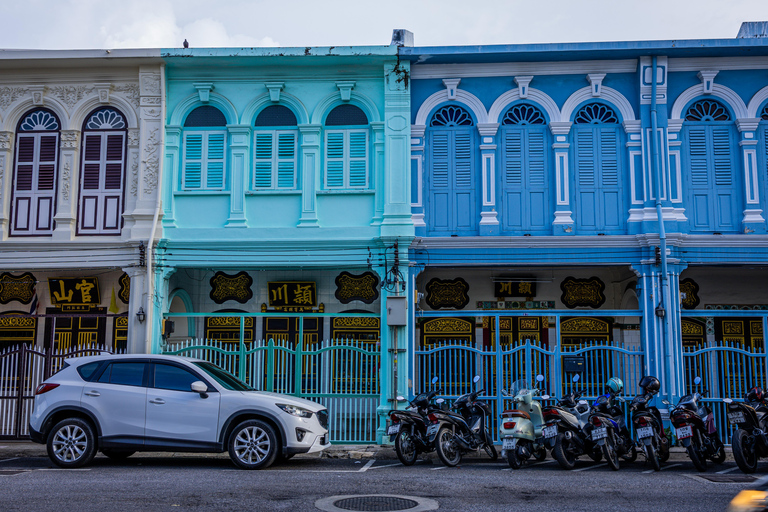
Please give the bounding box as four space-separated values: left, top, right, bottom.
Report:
277 404 314 418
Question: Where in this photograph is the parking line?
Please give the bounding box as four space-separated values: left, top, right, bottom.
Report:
572 463 608 472
0 458 20 463
358 460 375 472
642 463 682 474
717 466 740 474
430 466 449 470
367 462 403 470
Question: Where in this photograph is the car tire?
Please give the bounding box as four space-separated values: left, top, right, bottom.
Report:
101 449 135 460
228 419 278 470
47 418 97 469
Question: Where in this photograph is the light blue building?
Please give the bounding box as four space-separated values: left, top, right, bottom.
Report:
400 23 768 423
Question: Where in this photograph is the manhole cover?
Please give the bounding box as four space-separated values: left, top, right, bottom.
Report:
315 495 439 512
334 496 418 511
699 475 757 483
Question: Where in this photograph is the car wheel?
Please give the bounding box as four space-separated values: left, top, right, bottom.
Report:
101 449 135 460
47 418 97 468
228 419 278 470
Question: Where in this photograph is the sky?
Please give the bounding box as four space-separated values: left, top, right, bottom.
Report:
2 0 768 50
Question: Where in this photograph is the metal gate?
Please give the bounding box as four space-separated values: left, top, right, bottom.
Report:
0 343 119 439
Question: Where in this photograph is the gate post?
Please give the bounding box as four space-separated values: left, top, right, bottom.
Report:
238 314 246 380
266 339 275 392
14 343 27 438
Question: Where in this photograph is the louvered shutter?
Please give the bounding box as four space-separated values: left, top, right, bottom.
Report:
82 134 102 190
504 130 523 187
599 129 619 186
687 127 709 187
711 127 733 186
325 131 344 188
576 129 595 186
430 133 449 189
764 126 768 181
454 132 472 190
183 133 203 189
12 133 58 235
348 131 367 187
276 132 297 188
254 132 273 188
527 130 546 187
78 130 124 234
205 132 225 189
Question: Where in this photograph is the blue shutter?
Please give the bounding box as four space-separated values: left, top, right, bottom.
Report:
325 132 344 188
527 130 545 186
431 133 449 188
599 129 619 186
688 127 709 187
183 133 203 189
276 132 296 188
454 132 472 188
206 133 225 189
504 130 523 186
254 132 273 188
576 129 595 186
712 127 733 186
348 131 367 187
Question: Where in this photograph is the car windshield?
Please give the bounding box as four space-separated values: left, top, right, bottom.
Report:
509 379 530 398
193 361 253 391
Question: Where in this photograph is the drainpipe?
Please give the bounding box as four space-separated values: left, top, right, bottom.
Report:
650 57 673 399
145 63 166 353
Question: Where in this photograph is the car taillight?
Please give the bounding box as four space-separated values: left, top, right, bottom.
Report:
35 383 59 395
428 413 438 423
503 421 516 429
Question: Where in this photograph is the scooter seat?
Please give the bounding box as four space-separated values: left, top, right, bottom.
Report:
501 410 530 420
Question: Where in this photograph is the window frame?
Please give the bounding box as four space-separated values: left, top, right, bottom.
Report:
181 129 228 191
323 127 369 190
253 128 298 190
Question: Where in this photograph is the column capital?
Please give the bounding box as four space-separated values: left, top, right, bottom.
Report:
60 130 81 149
0 131 13 151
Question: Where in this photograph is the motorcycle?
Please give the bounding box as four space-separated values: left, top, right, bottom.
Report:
546 374 604 470
500 374 548 469
630 375 670 471
724 387 768 473
428 375 499 467
664 376 726 472
387 376 442 465
589 389 637 471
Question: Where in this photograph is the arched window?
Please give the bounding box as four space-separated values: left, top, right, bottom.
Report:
182 106 227 191
253 105 298 190
683 99 740 232
324 105 368 189
425 105 477 235
11 109 60 236
499 103 549 234
78 107 126 235
572 102 624 234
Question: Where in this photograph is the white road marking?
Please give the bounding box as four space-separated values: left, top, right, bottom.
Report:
430 465 449 470
717 466 741 474
501 460 556 471
367 462 403 470
572 463 608 472
358 460 375 472
37 468 92 471
0 458 20 463
642 463 682 474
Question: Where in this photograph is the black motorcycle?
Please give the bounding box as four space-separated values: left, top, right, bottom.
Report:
588 392 637 471
544 381 603 470
664 376 726 472
387 377 442 465
428 375 498 467
726 387 768 473
630 376 670 471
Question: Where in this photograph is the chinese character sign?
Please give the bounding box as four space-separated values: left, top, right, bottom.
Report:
268 282 317 308
493 280 536 298
48 278 101 305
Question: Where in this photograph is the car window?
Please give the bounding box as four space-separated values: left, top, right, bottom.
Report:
154 364 202 392
97 362 145 387
77 362 100 381
193 361 253 391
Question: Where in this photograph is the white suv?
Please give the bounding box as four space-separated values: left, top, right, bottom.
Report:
29 354 330 469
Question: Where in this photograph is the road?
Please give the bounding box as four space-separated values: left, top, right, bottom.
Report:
0 450 762 512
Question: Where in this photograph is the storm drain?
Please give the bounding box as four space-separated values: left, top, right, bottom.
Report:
698 475 757 483
315 495 439 512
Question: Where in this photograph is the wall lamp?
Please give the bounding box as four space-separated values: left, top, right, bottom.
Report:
136 307 146 323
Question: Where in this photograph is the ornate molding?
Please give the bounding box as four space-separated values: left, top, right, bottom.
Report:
560 276 606 309
141 75 161 96
0 87 28 109
142 127 160 194
50 85 94 110
114 83 140 108
0 131 12 150
334 271 380 304
209 271 254 304
61 160 71 200
130 158 139 197
60 130 80 149
127 129 140 147
425 277 470 310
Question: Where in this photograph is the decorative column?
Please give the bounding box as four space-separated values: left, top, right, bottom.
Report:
123 266 146 354
410 125 426 233
52 129 81 241
150 266 176 354
297 124 321 227
550 122 574 234
162 126 181 228
225 124 251 228
371 121 385 227
122 128 140 235
736 118 766 233
477 123 499 235
0 131 13 238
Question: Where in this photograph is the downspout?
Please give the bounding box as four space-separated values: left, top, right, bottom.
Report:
650 56 673 398
145 63 166 353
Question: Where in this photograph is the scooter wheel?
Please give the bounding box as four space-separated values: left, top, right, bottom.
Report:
394 431 418 466
553 432 576 470
710 438 726 464
507 447 522 469
533 446 547 462
733 429 758 473
435 427 462 467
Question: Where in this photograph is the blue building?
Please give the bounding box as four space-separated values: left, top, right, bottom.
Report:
400 22 768 413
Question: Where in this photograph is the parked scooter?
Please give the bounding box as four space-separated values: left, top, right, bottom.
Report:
664 376 726 472
588 377 637 471
387 376 442 465
428 375 498 467
500 374 548 469
630 376 670 471
725 386 768 473
546 374 604 470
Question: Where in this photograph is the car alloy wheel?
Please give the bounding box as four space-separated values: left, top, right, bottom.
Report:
47 418 97 468
228 419 278 470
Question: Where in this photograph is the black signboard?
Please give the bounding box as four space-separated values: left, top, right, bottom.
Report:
48 277 100 305
268 281 317 309
494 280 536 298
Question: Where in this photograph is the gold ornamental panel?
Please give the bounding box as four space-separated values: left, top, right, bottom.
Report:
334 272 379 304
422 318 473 334
425 277 470 310
333 317 380 329
752 321 764 336
210 271 253 304
679 278 700 309
206 316 254 328
561 317 610 334
560 277 606 309
723 321 744 335
0 272 36 304
519 318 539 331
682 319 704 336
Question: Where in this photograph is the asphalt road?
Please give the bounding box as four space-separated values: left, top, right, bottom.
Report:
0 450 763 512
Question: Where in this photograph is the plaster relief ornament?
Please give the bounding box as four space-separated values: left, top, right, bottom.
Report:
0 87 28 109
127 129 140 147
61 160 71 200
50 85 93 110
141 75 161 96
142 127 160 194
60 130 79 149
114 83 140 108
130 159 139 197
0 131 11 150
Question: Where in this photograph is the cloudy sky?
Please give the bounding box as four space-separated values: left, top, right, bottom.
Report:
2 0 768 50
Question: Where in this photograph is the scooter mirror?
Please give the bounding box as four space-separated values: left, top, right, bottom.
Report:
694 376 702 385
723 398 733 404
541 394 550 400
572 375 580 383
396 396 406 402
578 400 588 405
431 376 439 384
436 398 445 404
662 400 671 406
473 375 481 383
536 374 545 382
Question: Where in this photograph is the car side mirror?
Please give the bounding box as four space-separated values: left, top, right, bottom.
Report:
191 381 208 398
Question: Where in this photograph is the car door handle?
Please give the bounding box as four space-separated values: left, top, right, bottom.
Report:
149 398 165 405
84 391 100 397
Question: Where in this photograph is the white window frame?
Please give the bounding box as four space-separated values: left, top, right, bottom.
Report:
324 128 369 189
253 129 298 190
181 129 227 191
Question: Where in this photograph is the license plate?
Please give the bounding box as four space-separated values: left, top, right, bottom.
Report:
543 425 557 439
676 425 693 439
592 427 607 441
387 424 400 436
637 427 654 439
503 438 515 450
427 424 440 437
728 412 746 424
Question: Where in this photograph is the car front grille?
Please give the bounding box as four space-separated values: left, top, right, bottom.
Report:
316 409 329 430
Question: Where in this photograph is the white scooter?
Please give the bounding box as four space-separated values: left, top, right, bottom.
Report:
500 374 548 469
